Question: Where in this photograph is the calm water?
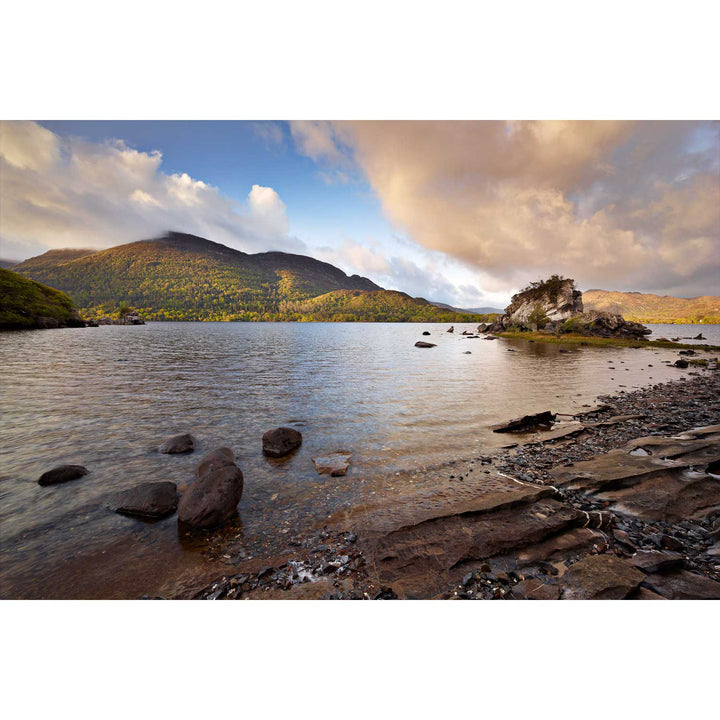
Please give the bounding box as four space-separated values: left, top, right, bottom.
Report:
1 322 717 598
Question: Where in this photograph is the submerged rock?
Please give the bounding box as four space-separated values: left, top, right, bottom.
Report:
178 448 243 529
159 433 195 454
111 481 178 518
313 452 351 477
492 410 556 433
263 427 302 458
414 341 436 348
38 465 88 486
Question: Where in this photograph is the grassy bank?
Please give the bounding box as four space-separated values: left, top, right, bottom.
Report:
496 330 720 351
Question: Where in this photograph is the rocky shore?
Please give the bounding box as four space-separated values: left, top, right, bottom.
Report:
191 366 720 600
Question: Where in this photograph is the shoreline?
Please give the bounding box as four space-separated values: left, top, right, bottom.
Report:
189 365 720 600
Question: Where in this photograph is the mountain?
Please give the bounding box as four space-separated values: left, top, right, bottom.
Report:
583 289 720 324
0 268 84 329
12 232 481 322
0 259 19 269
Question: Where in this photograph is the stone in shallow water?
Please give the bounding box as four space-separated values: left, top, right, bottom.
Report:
159 433 195 454
313 452 351 477
414 341 436 348
262 427 302 458
110 481 178 518
38 465 88 486
178 448 243 529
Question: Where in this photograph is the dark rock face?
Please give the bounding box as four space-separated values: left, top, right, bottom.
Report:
561 555 645 599
38 465 88 486
414 341 436 348
159 433 195 454
110 481 178 518
492 411 556 433
178 448 243 529
262 427 302 458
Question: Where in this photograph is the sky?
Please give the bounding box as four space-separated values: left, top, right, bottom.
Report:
1 120 718 307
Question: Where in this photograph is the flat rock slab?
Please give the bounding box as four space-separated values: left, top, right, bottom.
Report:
110 481 178 518
526 422 586 444
371 495 582 599
551 430 720 523
38 465 88 486
561 555 645 599
629 550 684 575
641 570 720 599
262 427 302 458
313 452 351 477
512 579 561 600
159 433 195 454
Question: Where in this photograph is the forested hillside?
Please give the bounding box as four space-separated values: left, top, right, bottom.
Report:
13 232 481 322
583 289 720 323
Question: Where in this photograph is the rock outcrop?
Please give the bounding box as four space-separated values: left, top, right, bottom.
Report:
485 275 651 339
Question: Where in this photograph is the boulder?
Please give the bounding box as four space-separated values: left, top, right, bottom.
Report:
194 447 235 481
422 331 431 336
178 449 243 529
694 333 705 340
263 427 302 458
38 465 88 486
447 326 454 333
313 452 351 477
561 555 645 599
415 341 436 348
110 481 178 518
674 359 689 368
159 433 195 454
492 410 556 433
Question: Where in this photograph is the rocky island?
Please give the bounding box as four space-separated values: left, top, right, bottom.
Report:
483 275 652 340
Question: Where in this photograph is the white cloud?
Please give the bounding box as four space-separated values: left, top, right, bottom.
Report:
0 121 304 260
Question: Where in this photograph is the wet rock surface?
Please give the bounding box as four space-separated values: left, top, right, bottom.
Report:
178 448 244 529
262 427 302 458
313 452 351 477
38 465 88 486
414 341 436 348
192 367 720 600
110 481 179 518
159 433 195 454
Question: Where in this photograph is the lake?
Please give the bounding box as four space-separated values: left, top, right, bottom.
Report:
1 321 717 598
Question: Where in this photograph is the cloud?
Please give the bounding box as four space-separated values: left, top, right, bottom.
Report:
291 121 720 296
316 238 509 309
0 121 304 260
252 121 285 149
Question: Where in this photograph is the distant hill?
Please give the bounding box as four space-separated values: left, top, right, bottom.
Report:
583 289 720 324
280 289 490 322
430 301 503 315
0 268 84 329
13 232 478 322
0 259 18 269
